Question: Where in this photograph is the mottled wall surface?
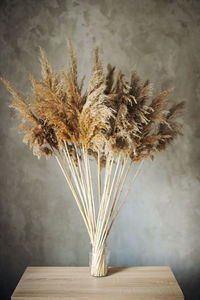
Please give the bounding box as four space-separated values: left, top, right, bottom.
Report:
0 0 199 299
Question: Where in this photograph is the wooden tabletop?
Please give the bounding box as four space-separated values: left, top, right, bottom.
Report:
12 266 184 300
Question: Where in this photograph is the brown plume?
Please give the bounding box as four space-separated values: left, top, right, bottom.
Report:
1 42 185 163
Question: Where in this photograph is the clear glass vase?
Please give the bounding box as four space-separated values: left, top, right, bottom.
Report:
89 246 110 277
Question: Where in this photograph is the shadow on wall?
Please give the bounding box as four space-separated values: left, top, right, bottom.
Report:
0 219 45 300
181 275 200 300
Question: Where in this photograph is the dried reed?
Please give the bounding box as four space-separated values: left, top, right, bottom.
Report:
1 41 184 277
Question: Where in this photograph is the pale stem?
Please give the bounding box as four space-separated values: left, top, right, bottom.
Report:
86 149 96 228
95 154 122 251
107 160 144 236
97 155 129 250
95 153 111 245
109 156 132 221
63 144 95 242
74 145 90 217
95 154 114 250
63 144 88 218
97 149 101 205
54 152 92 241
83 147 95 239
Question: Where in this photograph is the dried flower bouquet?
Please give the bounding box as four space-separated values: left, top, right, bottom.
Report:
1 41 184 277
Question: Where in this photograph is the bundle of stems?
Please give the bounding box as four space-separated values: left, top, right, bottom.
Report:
1 41 185 276
55 142 143 276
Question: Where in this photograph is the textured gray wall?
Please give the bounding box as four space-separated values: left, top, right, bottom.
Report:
0 0 200 299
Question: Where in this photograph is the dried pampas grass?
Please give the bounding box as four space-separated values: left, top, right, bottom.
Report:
1 41 185 277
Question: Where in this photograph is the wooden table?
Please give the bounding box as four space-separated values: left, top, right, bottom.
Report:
11 266 184 299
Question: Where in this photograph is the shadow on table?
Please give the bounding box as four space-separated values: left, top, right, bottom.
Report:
107 266 129 275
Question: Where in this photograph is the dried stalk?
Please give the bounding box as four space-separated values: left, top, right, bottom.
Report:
2 41 185 277
97 150 101 205
54 152 92 241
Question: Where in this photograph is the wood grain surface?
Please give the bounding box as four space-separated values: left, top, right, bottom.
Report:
11 266 184 300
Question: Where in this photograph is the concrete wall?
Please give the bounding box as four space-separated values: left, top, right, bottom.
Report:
0 0 199 299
